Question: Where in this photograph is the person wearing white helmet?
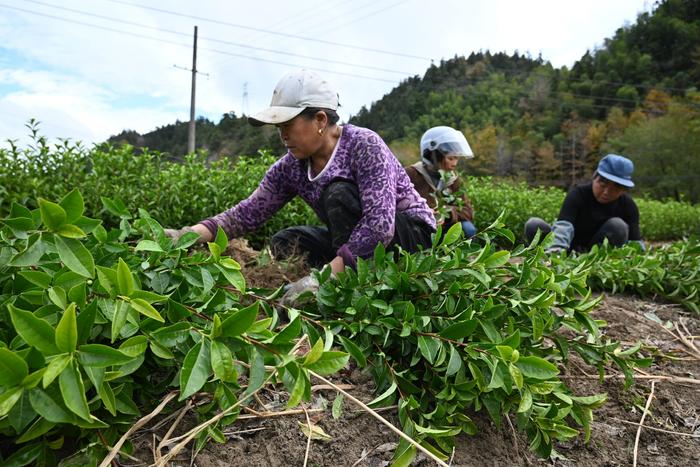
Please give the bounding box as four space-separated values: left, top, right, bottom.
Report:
405 126 477 238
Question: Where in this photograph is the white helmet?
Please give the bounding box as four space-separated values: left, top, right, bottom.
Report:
420 126 474 169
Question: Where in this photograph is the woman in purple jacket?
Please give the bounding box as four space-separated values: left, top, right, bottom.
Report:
166 70 435 300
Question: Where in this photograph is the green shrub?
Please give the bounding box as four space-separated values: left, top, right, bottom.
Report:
464 177 700 242
0 138 316 248
0 190 341 465
1 135 698 246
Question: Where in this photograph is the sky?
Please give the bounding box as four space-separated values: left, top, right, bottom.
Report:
0 0 653 146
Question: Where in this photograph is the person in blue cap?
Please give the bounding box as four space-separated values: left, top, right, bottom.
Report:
524 154 643 253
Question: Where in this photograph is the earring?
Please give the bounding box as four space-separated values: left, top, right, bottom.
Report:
318 128 324 135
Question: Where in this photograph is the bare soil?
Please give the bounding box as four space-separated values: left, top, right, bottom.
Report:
130 244 700 467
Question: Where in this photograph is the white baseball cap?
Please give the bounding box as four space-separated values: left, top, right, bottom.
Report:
248 69 339 126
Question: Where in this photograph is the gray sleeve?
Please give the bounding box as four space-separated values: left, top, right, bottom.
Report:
550 220 574 250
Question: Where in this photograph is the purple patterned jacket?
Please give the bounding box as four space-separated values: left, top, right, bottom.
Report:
201 124 436 266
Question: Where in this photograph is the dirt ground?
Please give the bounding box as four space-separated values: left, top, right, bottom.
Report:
129 242 700 467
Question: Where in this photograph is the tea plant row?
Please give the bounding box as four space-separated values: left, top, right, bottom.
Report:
1 137 698 246
0 191 650 465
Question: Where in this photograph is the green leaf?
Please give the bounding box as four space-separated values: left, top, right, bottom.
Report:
0 348 29 387
18 270 52 289
215 226 228 251
215 264 246 292
483 250 511 268
76 302 97 346
243 348 266 397
55 303 78 353
515 356 559 380
179 340 212 400
439 319 478 339
211 340 236 383
151 322 191 347
130 298 164 322
445 345 462 377
303 338 324 366
39 198 67 231
2 440 42 467
111 300 129 343
338 335 367 367
368 382 397 407
15 417 56 443
417 335 440 365
570 393 607 408
440 222 463 246
55 236 95 278
392 445 417 467
3 216 36 234
116 258 135 296
101 196 130 218
29 387 75 423
131 290 168 303
220 303 259 338
332 393 344 419
149 340 175 359
77 344 133 367
286 370 308 408
59 360 91 421
135 240 164 252
55 224 86 238
175 231 201 249
517 388 533 413
96 265 117 296
97 382 117 416
43 353 72 388
0 386 24 417
272 317 302 344
68 281 87 307
59 189 85 223
9 304 60 354
9 234 46 267
304 351 349 375
48 286 68 309
118 336 149 357
509 363 523 390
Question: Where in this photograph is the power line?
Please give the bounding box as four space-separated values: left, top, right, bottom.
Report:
314 0 411 36
234 0 346 50
0 4 401 84
21 0 412 76
303 0 396 37
101 0 431 61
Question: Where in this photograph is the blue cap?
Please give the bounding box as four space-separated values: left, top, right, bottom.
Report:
597 154 634 188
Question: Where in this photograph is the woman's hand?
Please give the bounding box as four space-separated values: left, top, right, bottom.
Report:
164 224 213 244
329 256 345 275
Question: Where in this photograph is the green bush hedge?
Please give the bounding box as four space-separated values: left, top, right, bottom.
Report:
0 139 316 248
1 138 698 244
466 177 700 242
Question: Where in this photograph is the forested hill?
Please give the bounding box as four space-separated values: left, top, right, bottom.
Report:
351 0 700 201
109 0 700 202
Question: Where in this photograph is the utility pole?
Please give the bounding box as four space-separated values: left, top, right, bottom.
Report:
187 25 198 154
175 26 209 155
